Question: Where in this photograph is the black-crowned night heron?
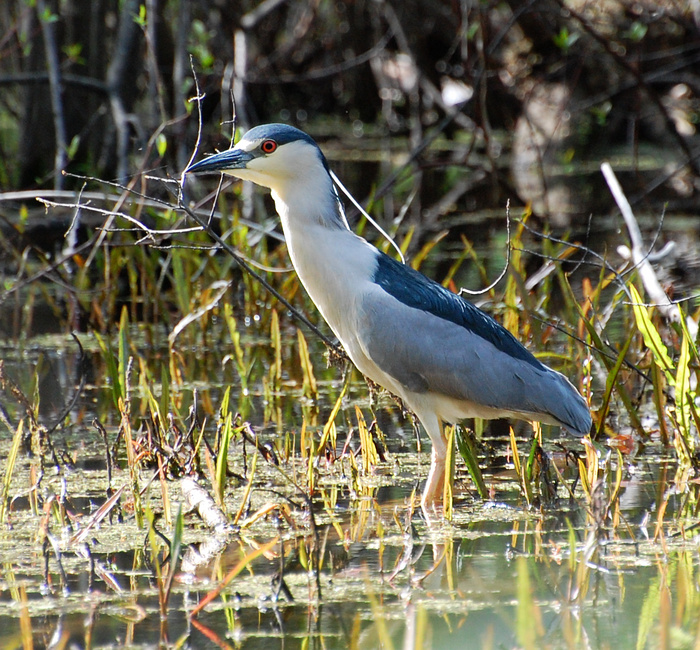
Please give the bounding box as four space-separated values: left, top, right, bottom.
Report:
186 123 592 509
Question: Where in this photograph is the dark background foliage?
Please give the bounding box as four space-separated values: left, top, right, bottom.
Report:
0 0 699 224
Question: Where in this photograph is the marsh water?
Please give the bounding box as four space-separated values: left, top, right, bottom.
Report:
1 136 700 649
2 328 694 650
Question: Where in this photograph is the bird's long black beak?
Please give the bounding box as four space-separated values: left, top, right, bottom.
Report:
185 147 254 174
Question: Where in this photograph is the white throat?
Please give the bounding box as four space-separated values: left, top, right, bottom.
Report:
269 186 377 347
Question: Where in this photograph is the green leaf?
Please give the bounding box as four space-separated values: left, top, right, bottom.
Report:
675 333 694 451
623 21 648 42
629 285 675 384
553 27 579 53
570 281 642 433
156 133 167 158
296 328 317 401
455 425 488 499
171 251 190 315
134 4 147 27
597 331 634 433
0 420 24 523
66 134 80 160
443 425 456 520
516 557 538 648
215 412 233 508
159 363 170 429
118 306 129 405
94 331 122 408
223 303 248 393
39 7 58 23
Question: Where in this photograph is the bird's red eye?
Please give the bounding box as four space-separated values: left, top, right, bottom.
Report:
261 140 277 154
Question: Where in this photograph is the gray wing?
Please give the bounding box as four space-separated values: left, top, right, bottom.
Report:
358 286 591 434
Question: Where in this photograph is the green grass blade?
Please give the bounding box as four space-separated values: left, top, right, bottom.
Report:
215 412 233 509
629 284 674 383
675 334 691 435
0 420 24 524
118 306 129 403
455 426 488 499
574 291 643 433
443 425 456 520
94 331 121 409
597 331 634 435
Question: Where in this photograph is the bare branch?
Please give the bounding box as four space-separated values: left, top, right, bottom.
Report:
602 162 698 338
35 0 67 190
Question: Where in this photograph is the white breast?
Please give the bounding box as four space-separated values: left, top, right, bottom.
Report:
278 214 376 345
268 176 415 399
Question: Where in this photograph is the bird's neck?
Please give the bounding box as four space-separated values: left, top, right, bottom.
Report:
269 172 347 231
269 184 376 340
270 183 359 275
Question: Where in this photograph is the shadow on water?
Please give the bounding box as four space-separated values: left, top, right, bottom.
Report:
1 131 700 648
